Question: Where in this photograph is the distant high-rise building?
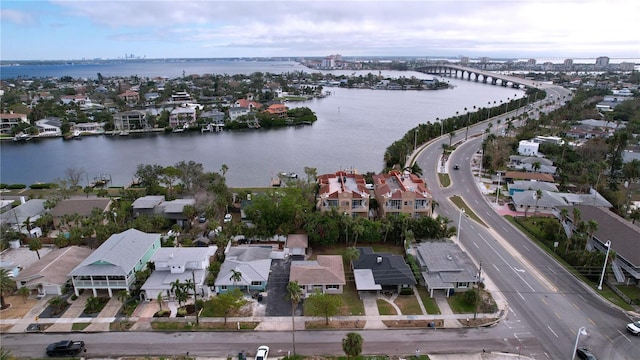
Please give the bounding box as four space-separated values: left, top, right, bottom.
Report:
460 56 469 65
619 62 635 71
595 56 610 67
480 57 490 64
527 59 536 66
564 58 573 67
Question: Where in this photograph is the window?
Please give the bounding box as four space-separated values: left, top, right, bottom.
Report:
326 285 339 289
456 282 469 288
251 281 262 286
220 285 227 290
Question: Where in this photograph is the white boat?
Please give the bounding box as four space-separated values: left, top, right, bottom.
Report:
279 172 298 179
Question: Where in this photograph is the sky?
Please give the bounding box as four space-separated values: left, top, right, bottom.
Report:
1 0 639 61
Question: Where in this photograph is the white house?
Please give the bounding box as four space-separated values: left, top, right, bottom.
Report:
141 246 218 301
518 140 539 156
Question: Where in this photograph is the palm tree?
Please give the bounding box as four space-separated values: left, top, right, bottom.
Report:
230 269 242 292
342 332 364 360
220 163 229 180
351 218 365 247
343 247 360 268
17 286 30 303
28 238 42 259
1 269 16 310
572 207 582 233
533 189 543 216
558 208 569 235
286 281 303 356
586 220 599 248
157 292 164 311
449 131 455 146
532 161 541 173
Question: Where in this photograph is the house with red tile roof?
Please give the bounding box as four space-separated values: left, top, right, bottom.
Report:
316 171 370 218
372 170 433 218
234 98 262 111
118 90 140 105
266 103 288 118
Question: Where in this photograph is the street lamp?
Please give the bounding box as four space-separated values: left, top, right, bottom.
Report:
457 209 465 240
414 128 419 151
571 326 587 360
597 240 612 290
495 172 502 205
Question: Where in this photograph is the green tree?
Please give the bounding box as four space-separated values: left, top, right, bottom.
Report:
161 166 182 199
48 296 67 315
343 247 360 268
17 286 30 303
28 238 42 259
0 269 16 309
533 189 543 216
171 279 190 307
286 281 303 355
157 292 164 311
305 290 343 325
342 332 364 360
215 288 243 324
220 164 229 181
230 269 243 292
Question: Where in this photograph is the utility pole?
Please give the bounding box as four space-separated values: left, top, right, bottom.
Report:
474 261 482 320
192 270 199 325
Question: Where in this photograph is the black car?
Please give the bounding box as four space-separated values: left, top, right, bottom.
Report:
575 347 597 360
453 164 460 170
46 340 85 357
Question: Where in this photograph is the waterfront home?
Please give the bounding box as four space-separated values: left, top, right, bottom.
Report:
113 110 148 132
118 90 140 105
69 229 161 297
199 110 226 124
412 242 480 297
169 107 196 128
266 103 288 118
234 98 262 111
228 107 251 121
316 171 370 218
214 245 272 294
352 247 416 294
290 255 346 298
372 170 433 218
35 118 63 138
72 122 105 135
170 91 192 104
131 195 195 227
0 112 28 135
0 199 46 236
15 246 93 296
140 245 218 301
51 198 112 229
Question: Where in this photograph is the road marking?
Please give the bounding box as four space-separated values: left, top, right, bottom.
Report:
517 291 525 300
572 303 579 310
615 330 631 342
554 312 562 320
473 242 479 248
541 298 547 305
513 267 525 273
547 326 559 338
522 244 530 252
588 318 595 326
492 264 500 272
578 294 587 302
501 226 509 232
547 266 556 274
482 239 536 291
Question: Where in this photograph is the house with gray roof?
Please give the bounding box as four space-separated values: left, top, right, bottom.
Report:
0 199 46 236
69 229 161 297
290 255 345 298
51 198 112 229
214 245 272 294
557 205 640 286
511 188 612 215
413 242 480 297
15 246 93 296
131 195 195 227
508 181 559 196
141 245 218 301
352 247 416 293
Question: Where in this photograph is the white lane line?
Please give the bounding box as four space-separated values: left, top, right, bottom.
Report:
473 242 479 248
482 238 536 292
547 266 556 274
616 330 632 342
578 294 587 302
547 326 559 338
522 244 530 252
478 234 486 241
517 291 525 301
493 264 500 272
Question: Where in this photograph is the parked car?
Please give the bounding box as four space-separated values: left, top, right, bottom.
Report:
224 213 232 223
198 213 207 223
627 320 640 335
255 345 269 360
575 347 597 360
453 164 460 170
46 340 85 357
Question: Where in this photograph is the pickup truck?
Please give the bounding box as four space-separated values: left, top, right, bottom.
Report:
46 340 86 357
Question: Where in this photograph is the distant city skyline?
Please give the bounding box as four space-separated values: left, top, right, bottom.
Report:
1 0 638 61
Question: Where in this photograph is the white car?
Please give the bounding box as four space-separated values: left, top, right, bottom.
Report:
255 345 269 360
224 213 232 223
627 320 640 335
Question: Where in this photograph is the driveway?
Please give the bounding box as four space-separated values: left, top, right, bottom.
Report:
263 258 301 317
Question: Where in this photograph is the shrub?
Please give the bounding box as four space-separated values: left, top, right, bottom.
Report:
29 183 57 189
7 184 27 189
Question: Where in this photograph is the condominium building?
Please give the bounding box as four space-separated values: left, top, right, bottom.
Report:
317 171 370 218
372 171 433 218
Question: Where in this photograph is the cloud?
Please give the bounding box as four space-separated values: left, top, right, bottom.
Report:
0 9 36 25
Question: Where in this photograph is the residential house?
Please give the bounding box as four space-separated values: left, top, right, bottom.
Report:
413 242 480 297
131 196 195 227
507 180 559 196
352 247 416 293
286 234 308 257
15 246 93 296
60 94 91 106
199 110 226 124
229 107 250 121
35 118 62 137
372 171 432 218
557 205 640 286
144 92 160 105
118 90 140 105
132 196 165 217
503 171 554 183
169 107 196 128
113 110 148 131
234 99 262 111
141 245 218 301
0 199 46 237
512 188 612 215
317 171 370 218
517 140 539 156
51 198 112 229
214 245 272 294
69 229 161 297
73 122 105 134
0 112 28 135
290 255 346 298
266 103 288 118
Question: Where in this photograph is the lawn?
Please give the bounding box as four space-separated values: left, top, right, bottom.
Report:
341 280 365 316
151 321 259 331
376 299 397 315
393 292 423 315
71 322 90 331
416 287 441 315
446 292 475 314
438 173 451 187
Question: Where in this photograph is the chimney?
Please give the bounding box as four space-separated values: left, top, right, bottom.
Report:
376 256 383 264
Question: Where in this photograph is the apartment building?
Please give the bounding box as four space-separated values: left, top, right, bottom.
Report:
316 171 370 218
372 171 433 218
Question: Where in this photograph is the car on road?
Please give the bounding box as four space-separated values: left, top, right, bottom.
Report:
224 213 232 223
255 345 269 360
453 164 460 170
46 340 85 357
575 347 597 360
627 320 640 335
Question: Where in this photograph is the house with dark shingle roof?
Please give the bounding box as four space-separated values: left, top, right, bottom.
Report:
557 205 640 285
69 229 161 297
352 247 416 293
290 255 346 298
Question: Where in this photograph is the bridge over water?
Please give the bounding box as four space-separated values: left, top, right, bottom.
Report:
416 64 540 89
